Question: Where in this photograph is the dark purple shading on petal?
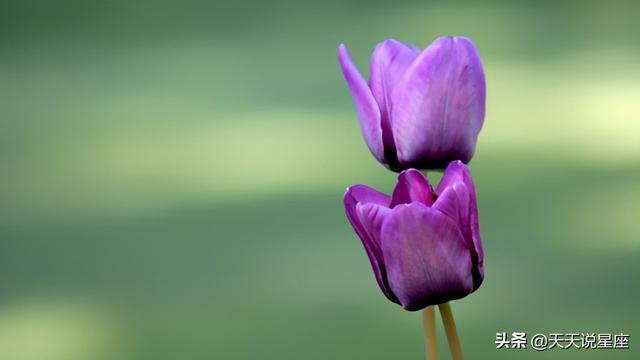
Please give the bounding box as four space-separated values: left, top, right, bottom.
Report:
343 185 399 303
391 36 486 169
390 169 436 208
381 203 474 311
369 40 421 170
338 44 386 164
435 161 484 290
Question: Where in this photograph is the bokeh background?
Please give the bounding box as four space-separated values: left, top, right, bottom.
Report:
1 0 639 359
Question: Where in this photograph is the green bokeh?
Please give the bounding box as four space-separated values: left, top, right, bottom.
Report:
1 0 639 359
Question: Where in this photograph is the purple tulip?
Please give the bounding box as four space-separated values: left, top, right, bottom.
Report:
343 161 484 311
338 36 486 171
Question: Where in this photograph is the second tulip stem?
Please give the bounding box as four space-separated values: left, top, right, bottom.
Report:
422 306 438 360
439 302 464 360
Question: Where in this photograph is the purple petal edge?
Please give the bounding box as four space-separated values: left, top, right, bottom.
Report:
343 185 399 303
338 44 385 164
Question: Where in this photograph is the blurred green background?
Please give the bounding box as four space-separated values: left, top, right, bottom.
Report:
1 0 639 359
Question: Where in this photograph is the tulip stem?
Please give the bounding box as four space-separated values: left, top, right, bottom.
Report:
439 302 463 360
422 306 438 360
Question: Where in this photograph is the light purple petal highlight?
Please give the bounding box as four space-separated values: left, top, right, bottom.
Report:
369 40 421 164
370 40 421 111
391 36 486 168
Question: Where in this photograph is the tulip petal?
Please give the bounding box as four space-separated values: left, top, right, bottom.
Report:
370 39 421 110
355 202 397 301
381 203 474 311
390 169 436 207
338 44 385 164
434 161 484 289
369 40 421 167
391 36 486 168
344 185 399 303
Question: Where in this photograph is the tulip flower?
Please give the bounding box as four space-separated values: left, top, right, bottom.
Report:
343 161 483 311
338 36 486 171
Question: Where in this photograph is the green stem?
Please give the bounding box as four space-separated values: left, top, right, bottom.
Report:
422 306 438 360
439 302 463 360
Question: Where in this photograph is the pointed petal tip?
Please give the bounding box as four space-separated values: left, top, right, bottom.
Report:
424 35 480 57
337 43 350 64
430 35 455 47
433 35 475 46
343 184 391 208
396 168 428 185
444 160 470 175
338 43 357 73
343 184 361 201
344 184 369 200
398 168 421 176
453 35 478 46
376 38 402 48
448 159 466 168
